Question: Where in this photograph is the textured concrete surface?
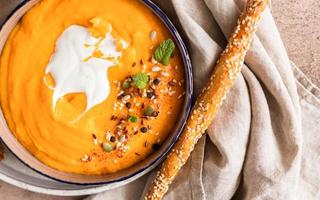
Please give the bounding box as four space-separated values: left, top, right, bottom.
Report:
0 0 319 199
271 0 320 86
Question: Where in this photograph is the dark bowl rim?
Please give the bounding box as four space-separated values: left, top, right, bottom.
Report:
0 0 193 186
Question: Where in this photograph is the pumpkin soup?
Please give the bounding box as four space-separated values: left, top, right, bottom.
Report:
0 0 186 175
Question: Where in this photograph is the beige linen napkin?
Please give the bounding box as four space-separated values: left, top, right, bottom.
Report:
87 0 320 199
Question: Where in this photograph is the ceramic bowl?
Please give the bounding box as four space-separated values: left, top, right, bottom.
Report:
0 0 193 185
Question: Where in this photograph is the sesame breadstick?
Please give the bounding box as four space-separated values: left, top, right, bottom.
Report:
144 0 268 199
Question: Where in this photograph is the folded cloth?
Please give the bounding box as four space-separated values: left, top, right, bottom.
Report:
86 0 320 199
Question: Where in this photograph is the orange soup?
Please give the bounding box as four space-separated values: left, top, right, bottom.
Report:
0 0 186 175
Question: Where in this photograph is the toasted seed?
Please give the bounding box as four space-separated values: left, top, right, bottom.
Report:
123 127 129 134
168 80 176 86
149 30 157 41
141 127 148 133
81 154 90 162
143 106 154 116
115 128 122 135
153 78 161 85
103 143 113 152
117 93 127 100
122 81 130 89
161 72 170 77
119 135 126 143
110 136 116 142
152 66 162 72
125 102 131 109
147 92 155 99
151 111 159 117
123 95 131 102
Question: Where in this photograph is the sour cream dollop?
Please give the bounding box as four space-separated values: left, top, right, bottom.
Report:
45 25 125 114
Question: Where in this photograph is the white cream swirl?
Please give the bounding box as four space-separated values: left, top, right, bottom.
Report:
45 25 125 114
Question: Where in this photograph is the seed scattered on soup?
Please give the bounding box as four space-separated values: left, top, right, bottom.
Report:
103 143 114 152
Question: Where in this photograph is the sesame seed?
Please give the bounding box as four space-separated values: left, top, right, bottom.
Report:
152 66 162 72
161 72 169 77
122 95 131 102
149 30 157 41
81 154 90 162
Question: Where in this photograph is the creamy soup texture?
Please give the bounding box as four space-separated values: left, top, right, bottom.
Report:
0 0 185 175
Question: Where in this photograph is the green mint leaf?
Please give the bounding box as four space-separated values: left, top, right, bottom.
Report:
154 39 175 66
128 115 138 123
132 73 149 89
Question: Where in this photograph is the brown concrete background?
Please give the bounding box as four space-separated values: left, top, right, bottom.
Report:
0 0 319 199
271 0 320 86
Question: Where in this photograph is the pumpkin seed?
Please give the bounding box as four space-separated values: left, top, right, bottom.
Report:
103 143 113 152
